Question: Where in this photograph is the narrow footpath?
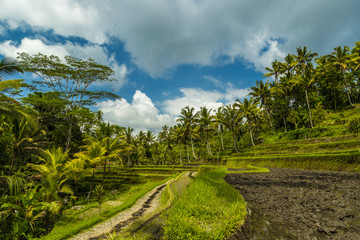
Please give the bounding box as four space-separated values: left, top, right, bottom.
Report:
69 172 195 240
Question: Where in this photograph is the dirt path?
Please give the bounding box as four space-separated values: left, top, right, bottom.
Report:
225 168 360 240
120 171 196 239
69 183 168 240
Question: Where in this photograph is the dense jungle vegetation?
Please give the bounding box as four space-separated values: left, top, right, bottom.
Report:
1 40 360 239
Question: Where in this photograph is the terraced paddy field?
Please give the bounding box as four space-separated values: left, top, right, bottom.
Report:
225 133 360 239
226 168 360 240
41 165 198 240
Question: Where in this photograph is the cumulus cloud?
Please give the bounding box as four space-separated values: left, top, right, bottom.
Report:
97 86 249 132
0 38 129 90
97 90 175 133
163 86 249 116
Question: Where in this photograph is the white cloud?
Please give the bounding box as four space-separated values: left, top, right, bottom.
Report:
163 87 249 116
1 0 360 78
97 90 175 133
0 0 105 44
97 87 249 132
0 38 129 90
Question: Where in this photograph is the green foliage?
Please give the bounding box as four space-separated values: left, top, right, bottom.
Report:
348 118 360 141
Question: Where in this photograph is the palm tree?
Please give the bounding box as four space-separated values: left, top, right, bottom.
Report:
124 127 135 166
249 80 273 128
91 122 124 185
294 46 318 74
328 46 354 107
262 59 284 85
158 125 174 165
173 123 186 164
0 57 23 80
234 98 258 147
28 148 73 201
74 141 106 201
215 105 241 152
291 66 316 128
197 106 214 157
213 107 225 151
177 106 199 160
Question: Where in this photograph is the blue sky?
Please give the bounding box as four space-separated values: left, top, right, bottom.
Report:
1 0 359 132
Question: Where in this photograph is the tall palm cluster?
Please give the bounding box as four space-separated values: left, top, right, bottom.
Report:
0 40 360 239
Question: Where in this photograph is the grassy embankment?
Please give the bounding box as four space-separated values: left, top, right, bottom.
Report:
227 106 360 171
160 166 247 240
41 165 197 240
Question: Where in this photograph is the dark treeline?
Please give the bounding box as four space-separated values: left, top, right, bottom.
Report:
1 40 360 239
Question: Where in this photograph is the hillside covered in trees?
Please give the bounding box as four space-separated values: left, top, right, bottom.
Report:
1 40 360 239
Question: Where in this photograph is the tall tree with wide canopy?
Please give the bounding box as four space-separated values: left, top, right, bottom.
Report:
17 53 120 151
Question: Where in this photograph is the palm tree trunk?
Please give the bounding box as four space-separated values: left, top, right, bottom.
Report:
186 144 190 163
343 71 354 107
283 115 287 132
190 138 197 160
178 142 183 165
87 169 95 202
305 89 313 128
232 131 238 153
249 124 255 147
220 130 224 150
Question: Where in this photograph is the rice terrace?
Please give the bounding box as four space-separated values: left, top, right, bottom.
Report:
1 1 360 240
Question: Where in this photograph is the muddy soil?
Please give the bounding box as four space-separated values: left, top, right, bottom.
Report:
225 168 360 240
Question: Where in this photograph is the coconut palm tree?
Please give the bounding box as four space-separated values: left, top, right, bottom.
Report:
262 59 284 85
177 106 199 160
234 98 259 147
328 46 355 107
213 106 225 151
290 66 316 128
249 80 273 128
197 106 214 157
74 141 106 201
215 105 241 152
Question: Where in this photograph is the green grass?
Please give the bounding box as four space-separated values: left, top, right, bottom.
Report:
41 175 178 240
161 167 247 240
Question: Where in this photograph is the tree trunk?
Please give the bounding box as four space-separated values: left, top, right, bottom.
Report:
232 131 238 153
343 71 354 107
220 130 224 151
178 142 183 165
102 159 107 187
87 169 95 202
249 123 255 147
190 138 197 160
65 125 72 152
305 89 313 128
186 144 190 163
283 115 287 132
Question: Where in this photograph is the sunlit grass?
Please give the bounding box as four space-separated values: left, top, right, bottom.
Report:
162 167 247 240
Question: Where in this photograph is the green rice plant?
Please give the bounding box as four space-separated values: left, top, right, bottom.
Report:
162 168 247 240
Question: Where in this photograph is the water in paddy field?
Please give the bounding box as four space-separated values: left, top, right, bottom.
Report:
246 206 297 240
